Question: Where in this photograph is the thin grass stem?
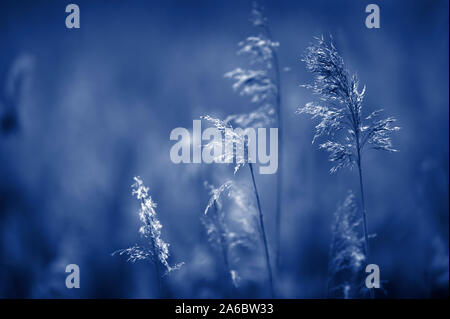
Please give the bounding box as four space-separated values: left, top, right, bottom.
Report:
249 163 275 298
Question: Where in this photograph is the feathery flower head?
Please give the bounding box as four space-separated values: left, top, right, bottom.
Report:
328 191 366 298
202 181 233 252
225 68 276 104
238 36 279 68
224 104 275 129
330 191 365 271
249 1 267 27
204 180 233 215
200 115 249 174
113 177 184 274
297 35 400 173
202 180 258 288
202 181 258 249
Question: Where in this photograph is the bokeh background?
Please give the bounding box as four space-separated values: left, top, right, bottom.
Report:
0 0 448 298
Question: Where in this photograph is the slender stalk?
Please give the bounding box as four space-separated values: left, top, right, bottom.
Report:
357 162 370 258
249 163 275 298
356 150 375 299
263 24 283 270
153 253 163 297
273 47 283 271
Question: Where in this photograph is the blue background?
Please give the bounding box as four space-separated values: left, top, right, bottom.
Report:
0 0 448 298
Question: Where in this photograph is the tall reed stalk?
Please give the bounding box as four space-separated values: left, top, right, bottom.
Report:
250 1 284 270
297 36 400 298
356 158 373 298
249 163 274 298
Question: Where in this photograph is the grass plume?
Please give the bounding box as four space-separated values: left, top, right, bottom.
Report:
200 115 275 297
328 191 366 298
226 1 285 269
297 36 400 298
113 177 184 285
202 180 259 294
